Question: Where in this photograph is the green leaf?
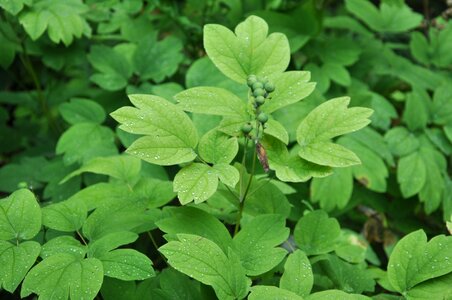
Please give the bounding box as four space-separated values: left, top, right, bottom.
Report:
296 97 373 167
406 272 452 300
244 180 291 218
432 84 452 125
387 229 452 293
204 15 290 83
262 136 332 182
157 207 233 253
384 127 420 157
100 249 154 281
294 210 341 256
88 231 138 258
21 254 104 299
134 178 175 208
233 214 289 276
59 98 106 125
212 164 240 188
316 37 362 66
419 147 445 213
311 167 353 212
56 123 117 165
175 87 247 117
323 63 351 86
307 289 371 300
133 35 183 82
88 45 132 91
410 32 430 65
264 119 289 145
158 268 204 300
249 286 304 300
199 129 239 164
261 71 315 114
159 234 250 300
42 199 87 232
0 241 40 293
173 163 218 204
19 0 91 45
111 94 198 166
403 90 430 131
0 189 41 240
41 236 86 259
397 151 426 198
61 155 141 184
280 250 313 297
0 0 31 15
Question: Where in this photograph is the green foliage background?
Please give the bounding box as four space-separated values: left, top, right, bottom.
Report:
0 0 451 299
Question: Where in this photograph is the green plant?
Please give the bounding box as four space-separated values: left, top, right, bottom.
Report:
1 1 452 299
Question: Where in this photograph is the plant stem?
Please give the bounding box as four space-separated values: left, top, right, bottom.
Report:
76 231 88 245
147 231 167 264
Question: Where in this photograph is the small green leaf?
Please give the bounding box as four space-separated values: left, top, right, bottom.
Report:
204 15 290 83
0 189 41 240
261 71 315 114
264 119 289 145
397 151 426 198
159 268 204 300
294 210 341 256
100 249 154 281
88 231 138 258
0 0 31 15
384 127 420 157
244 180 291 218
233 214 289 276
42 199 87 232
403 90 430 131
307 289 371 300
199 129 239 164
59 98 106 125
387 229 452 293
0 240 40 293
323 63 351 86
111 94 198 166
21 254 103 299
173 163 218 204
296 97 373 167
175 87 247 117
41 236 86 259
249 286 304 300
406 272 452 300
280 250 313 297
212 163 240 188
432 84 452 125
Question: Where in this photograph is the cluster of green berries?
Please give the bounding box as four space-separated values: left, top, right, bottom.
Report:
241 74 275 135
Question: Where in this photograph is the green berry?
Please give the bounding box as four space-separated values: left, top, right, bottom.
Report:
241 123 253 134
252 82 264 90
257 112 268 124
264 82 275 93
255 96 265 106
247 75 257 87
253 88 265 97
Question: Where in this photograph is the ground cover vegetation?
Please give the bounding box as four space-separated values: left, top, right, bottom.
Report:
0 0 452 299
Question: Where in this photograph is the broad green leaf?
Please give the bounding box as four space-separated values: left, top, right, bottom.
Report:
249 286 304 300
59 98 106 125
406 272 452 300
133 35 183 82
56 123 117 165
419 147 445 213
280 250 313 297
323 63 351 86
348 127 394 166
307 290 371 300
264 119 289 145
111 94 198 165
42 199 87 232
294 210 341 256
134 178 175 208
316 37 362 66
218 114 250 137
0 24 16 69
397 151 426 198
261 71 315 114
159 268 203 300
314 254 375 293
100 249 154 280
334 230 368 264
384 127 420 157
311 167 353 212
159 234 250 300
244 180 291 218
432 84 452 125
61 155 141 184
296 97 373 167
204 15 290 83
262 136 332 182
387 229 452 293
88 45 132 91
0 189 41 240
212 164 240 188
198 129 239 164
88 231 138 258
0 0 31 15
41 236 86 259
21 254 103 299
175 87 247 117
19 0 91 45
403 90 430 131
233 214 289 276
173 163 218 204
157 207 233 253
0 241 40 293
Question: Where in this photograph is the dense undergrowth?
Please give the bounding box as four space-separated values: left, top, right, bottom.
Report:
0 1 452 299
